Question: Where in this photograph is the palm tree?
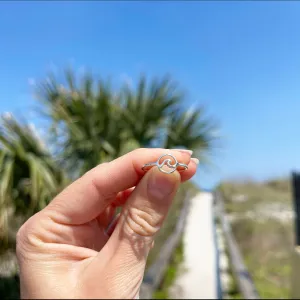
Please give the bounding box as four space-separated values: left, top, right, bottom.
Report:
35 70 139 176
0 114 66 217
35 69 218 176
120 75 181 147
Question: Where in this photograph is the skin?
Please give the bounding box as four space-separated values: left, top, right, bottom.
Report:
16 148 197 299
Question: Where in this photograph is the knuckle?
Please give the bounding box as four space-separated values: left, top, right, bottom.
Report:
131 148 146 156
16 223 29 259
90 176 117 200
125 207 161 237
16 215 42 259
16 224 25 249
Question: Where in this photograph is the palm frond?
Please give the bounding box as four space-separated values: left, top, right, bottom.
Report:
0 115 65 215
0 156 14 206
34 68 219 174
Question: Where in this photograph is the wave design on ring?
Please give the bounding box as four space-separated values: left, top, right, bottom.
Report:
142 153 188 174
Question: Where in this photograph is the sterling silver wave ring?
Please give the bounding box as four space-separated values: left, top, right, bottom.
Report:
142 153 188 174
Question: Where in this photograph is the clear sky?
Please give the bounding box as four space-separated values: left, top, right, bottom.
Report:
1 1 300 189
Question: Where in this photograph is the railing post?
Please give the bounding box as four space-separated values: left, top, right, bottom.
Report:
291 172 300 299
215 191 259 299
292 172 300 246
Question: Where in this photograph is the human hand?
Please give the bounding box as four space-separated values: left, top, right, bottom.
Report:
16 148 197 299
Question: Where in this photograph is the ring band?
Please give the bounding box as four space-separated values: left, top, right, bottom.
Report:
142 153 188 174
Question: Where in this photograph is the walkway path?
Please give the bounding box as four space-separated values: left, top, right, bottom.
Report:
169 192 219 299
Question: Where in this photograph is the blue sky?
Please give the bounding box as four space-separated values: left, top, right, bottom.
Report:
1 1 300 189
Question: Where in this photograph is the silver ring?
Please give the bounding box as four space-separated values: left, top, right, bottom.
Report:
142 153 188 174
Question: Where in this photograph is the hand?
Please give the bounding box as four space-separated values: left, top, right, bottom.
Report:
16 148 197 299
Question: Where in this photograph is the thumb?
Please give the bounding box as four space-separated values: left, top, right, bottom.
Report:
113 166 180 251
105 167 180 297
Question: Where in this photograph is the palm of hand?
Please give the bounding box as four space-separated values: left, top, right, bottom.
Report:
18 202 127 299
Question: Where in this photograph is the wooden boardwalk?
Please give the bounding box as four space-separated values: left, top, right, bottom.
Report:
169 192 220 299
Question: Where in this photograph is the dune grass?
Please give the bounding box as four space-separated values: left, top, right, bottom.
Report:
218 178 293 299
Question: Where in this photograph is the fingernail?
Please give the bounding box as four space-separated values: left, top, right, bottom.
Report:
191 158 199 165
148 171 176 199
172 149 193 156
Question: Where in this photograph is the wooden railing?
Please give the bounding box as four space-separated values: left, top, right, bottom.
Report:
214 191 260 299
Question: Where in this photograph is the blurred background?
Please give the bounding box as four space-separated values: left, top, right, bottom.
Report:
0 1 299 299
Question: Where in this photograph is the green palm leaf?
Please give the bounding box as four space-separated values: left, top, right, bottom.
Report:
0 115 65 216
0 156 14 206
35 68 219 175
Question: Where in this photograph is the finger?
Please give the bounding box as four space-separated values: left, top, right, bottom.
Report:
105 213 120 236
112 187 135 208
97 161 200 229
111 159 199 206
180 158 198 182
151 240 155 249
96 204 116 228
47 148 193 225
96 188 135 228
101 167 181 292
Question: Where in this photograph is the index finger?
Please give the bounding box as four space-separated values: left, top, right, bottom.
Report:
46 148 195 225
